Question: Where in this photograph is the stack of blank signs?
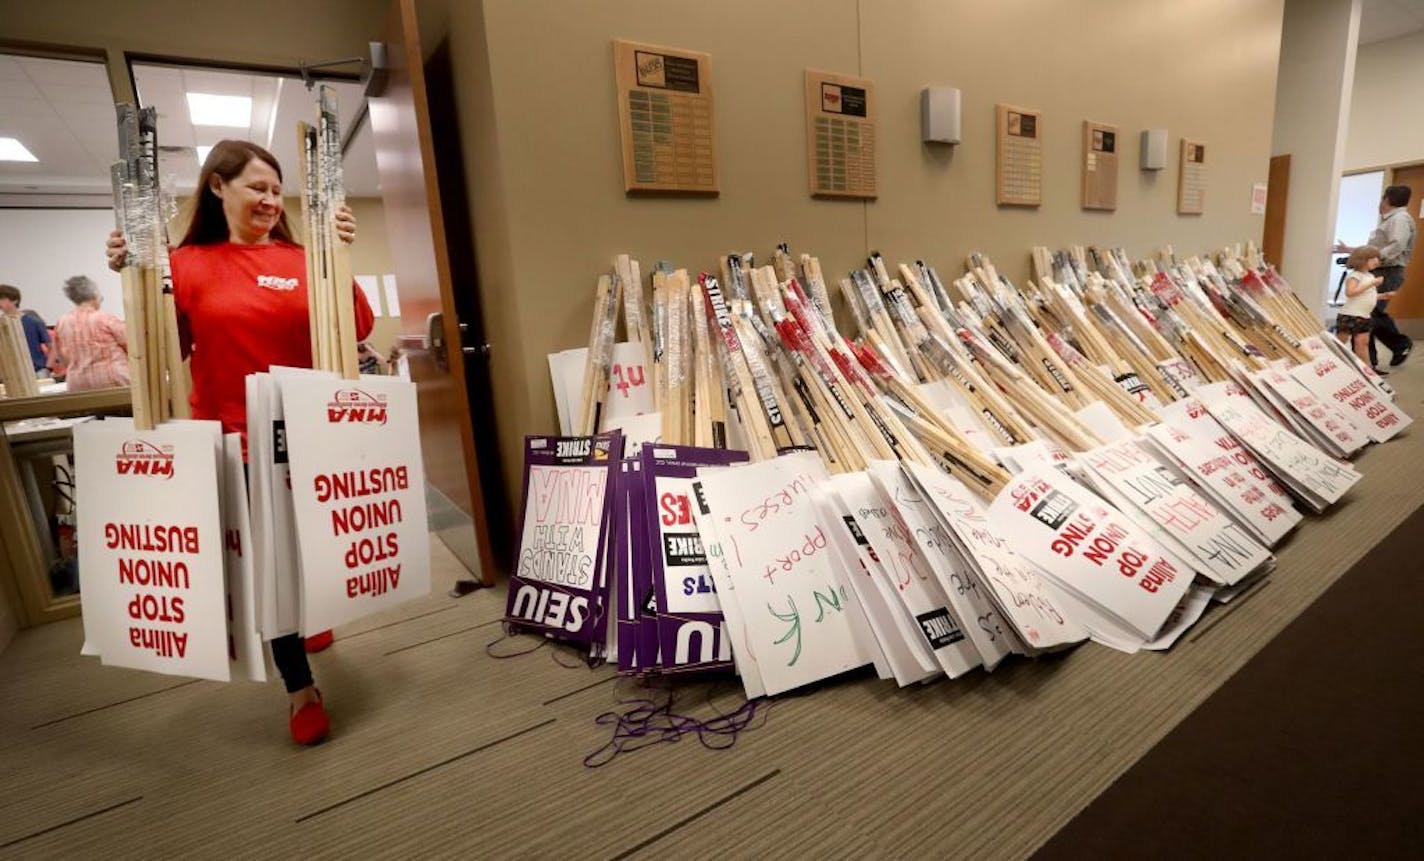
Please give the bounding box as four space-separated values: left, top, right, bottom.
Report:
693 451 878 697
1145 397 1303 548
1075 437 1273 588
74 418 230 681
986 465 1196 650
640 444 747 674
1200 388 1361 514
1289 352 1411 443
245 372 302 641
904 462 1087 654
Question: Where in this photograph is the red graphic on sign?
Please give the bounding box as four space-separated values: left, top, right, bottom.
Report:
115 440 175 479
327 388 389 425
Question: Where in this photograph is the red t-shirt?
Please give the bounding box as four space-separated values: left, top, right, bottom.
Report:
171 240 374 441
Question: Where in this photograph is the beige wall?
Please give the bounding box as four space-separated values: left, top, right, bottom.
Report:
1270 0 1361 310
437 0 1286 509
1344 28 1424 171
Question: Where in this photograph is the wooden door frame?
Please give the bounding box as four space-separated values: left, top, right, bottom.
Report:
377 0 497 585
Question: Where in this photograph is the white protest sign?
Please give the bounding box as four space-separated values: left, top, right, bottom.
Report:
1142 583 1215 651
1256 365 1368 457
1148 398 1302 547
694 452 874 696
833 470 981 678
986 466 1194 640
1290 354 1410 443
1156 357 1203 398
549 342 654 435
75 419 230 681
691 483 766 698
812 487 926 685
1075 401 1133 442
221 434 267 682
1078 438 1271 586
278 373 431 635
905 462 1085 652
866 460 1013 670
1203 397 1360 512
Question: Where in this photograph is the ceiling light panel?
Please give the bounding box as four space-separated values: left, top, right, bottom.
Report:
186 92 252 128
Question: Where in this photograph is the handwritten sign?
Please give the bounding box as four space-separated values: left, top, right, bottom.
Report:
1078 438 1271 586
1148 398 1302 547
1255 366 1368 458
506 432 623 645
987 466 1194 640
75 419 230 681
905 462 1085 652
1156 357 1203 398
642 444 748 673
692 477 767 697
549 342 654 435
1203 397 1360 512
833 470 981 678
813 485 935 685
279 372 432 635
693 452 874 696
1290 354 1410 443
867 461 1014 670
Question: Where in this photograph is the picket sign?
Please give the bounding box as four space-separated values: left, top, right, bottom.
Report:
812 486 930 686
866 460 1015 670
1141 583 1216 651
641 444 748 673
1254 365 1368 458
1147 398 1302 547
1076 438 1272 587
1201 394 1360 513
693 451 876 697
1074 401 1133 443
1156 357 1203 398
245 372 302 640
904 462 1086 653
221 433 268 682
276 370 431 635
75 418 230 681
833 470 981 678
549 343 653 435
506 432 624 646
986 465 1194 642
615 458 645 673
1290 353 1410 443
691 479 768 697
1300 334 1394 400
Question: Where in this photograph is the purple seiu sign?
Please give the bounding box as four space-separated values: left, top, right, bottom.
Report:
505 432 623 646
640 444 749 674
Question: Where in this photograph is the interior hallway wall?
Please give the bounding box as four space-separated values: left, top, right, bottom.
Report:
1269 0 1362 309
1344 28 1424 171
432 0 1286 512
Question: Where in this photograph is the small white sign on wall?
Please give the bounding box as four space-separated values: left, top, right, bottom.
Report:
1250 182 1268 215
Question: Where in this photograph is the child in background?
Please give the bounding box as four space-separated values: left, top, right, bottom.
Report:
1337 245 1395 371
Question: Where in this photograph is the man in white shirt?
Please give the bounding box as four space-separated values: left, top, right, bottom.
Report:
1337 185 1417 367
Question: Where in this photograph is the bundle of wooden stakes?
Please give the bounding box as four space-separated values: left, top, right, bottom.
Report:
297 85 358 380
0 314 39 398
110 104 190 429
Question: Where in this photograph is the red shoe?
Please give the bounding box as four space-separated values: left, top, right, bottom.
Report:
289 691 329 746
304 630 335 653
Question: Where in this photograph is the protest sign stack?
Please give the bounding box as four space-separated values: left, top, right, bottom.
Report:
523 234 1411 692
77 90 430 683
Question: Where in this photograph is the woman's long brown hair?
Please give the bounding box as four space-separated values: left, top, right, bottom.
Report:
178 139 298 247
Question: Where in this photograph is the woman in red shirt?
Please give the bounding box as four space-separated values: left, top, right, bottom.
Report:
107 139 374 745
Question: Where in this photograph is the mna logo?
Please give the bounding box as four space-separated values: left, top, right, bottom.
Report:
327 389 388 425
256 274 298 291
115 439 175 479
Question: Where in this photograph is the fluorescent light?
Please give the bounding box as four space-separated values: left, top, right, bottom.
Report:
195 145 213 164
186 92 252 128
0 137 38 162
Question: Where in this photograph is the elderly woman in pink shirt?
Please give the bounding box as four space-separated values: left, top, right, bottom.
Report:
51 275 130 391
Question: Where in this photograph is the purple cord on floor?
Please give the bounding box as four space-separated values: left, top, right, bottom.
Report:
583 685 772 768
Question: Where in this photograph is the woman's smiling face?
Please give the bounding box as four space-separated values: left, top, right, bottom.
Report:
212 157 283 243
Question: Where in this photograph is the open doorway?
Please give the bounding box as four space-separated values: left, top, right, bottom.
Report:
1328 170 1386 308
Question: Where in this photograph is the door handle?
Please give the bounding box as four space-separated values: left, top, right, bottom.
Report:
425 311 448 371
